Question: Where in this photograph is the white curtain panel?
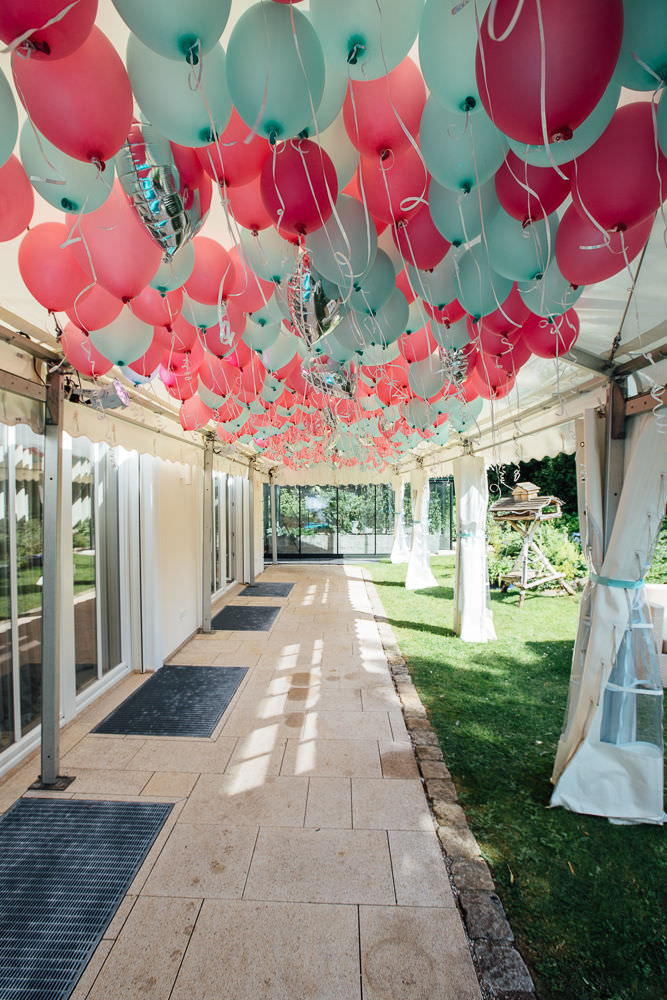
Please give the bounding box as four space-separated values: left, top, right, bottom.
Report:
453 455 496 643
552 410 666 824
390 476 410 564
405 467 438 590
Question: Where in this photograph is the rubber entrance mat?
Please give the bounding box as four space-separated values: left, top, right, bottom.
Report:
0 797 172 1000
93 664 247 737
211 604 281 631
239 582 294 598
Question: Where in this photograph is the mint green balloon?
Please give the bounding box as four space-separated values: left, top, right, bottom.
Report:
659 94 667 157
405 299 430 333
20 122 113 214
226 4 324 142
242 318 281 353
261 375 283 404
199 383 225 409
408 254 458 309
429 176 499 247
616 0 667 90
450 397 483 434
349 249 395 315
262 328 300 372
90 309 153 366
310 0 424 82
318 113 360 189
421 95 507 192
404 398 434 430
419 0 490 115
486 208 559 282
239 226 293 284
332 310 369 354
307 195 377 288
508 77 620 167
248 293 284 329
431 316 469 351
456 244 513 318
408 355 444 401
0 68 18 168
127 34 232 147
112 0 230 62
518 260 583 318
314 331 356 364
361 342 401 367
150 243 195 293
304 58 348 135
364 289 409 347
182 297 219 329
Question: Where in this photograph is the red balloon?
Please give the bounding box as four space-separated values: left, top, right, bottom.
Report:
0 155 34 241
203 319 244 359
76 181 161 300
127 336 165 378
260 139 338 235
0 0 97 60
19 222 88 312
228 339 253 370
395 268 416 305
228 247 274 314
197 109 271 188
12 27 132 165
180 395 213 431
393 203 450 270
495 331 532 374
422 299 466 326
61 322 112 378
217 399 244 423
399 325 437 363
475 0 623 145
495 150 570 225
482 284 531 334
199 353 241 396
570 103 667 232
161 366 198 401
131 286 182 327
155 315 199 353
239 355 266 402
358 145 428 224
170 142 204 193
556 203 653 286
66 283 122 332
185 237 235 305
225 175 273 232
522 310 579 359
163 339 204 376
343 58 426 159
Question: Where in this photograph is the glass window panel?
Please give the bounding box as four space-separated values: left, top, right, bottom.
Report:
275 487 300 557
98 446 121 675
263 483 271 559
72 438 97 694
337 486 375 556
15 424 44 735
300 487 336 556
375 485 394 556
0 425 12 750
428 477 454 552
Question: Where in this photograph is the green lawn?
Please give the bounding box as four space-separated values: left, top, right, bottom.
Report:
0 553 96 620
366 556 666 1000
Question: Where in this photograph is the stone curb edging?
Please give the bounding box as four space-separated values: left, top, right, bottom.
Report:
362 570 537 1000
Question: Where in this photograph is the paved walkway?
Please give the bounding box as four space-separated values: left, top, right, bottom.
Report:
2 565 481 1000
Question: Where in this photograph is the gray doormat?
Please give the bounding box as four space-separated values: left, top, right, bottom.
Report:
211 604 281 631
240 582 294 598
93 664 247 737
0 797 172 1000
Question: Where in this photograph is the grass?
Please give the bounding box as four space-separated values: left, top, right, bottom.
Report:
0 553 96 619
365 555 666 1000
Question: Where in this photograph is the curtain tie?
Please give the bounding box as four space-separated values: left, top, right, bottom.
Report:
590 573 645 590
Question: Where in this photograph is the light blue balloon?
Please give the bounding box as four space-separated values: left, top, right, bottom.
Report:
450 397 483 433
419 0 490 115
0 68 18 168
181 297 220 329
226 4 324 142
616 0 667 91
659 94 667 158
349 249 395 315
248 293 284 329
420 95 507 192
112 0 231 62
127 34 232 147
456 244 513 318
405 299 430 333
429 177 499 247
518 261 583 318
408 355 444 401
307 194 377 288
361 342 401 368
90 309 153 367
363 289 409 347
431 316 470 351
239 226 294 284
310 0 424 82
120 366 154 386
404 398 434 430
20 122 113 214
199 382 225 409
408 254 458 309
150 243 195 293
242 318 281 353
262 329 300 372
332 309 370 354
486 208 559 283
304 58 348 135
508 77 621 167
313 331 356 364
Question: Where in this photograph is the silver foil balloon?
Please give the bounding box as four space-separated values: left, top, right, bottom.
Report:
116 120 190 260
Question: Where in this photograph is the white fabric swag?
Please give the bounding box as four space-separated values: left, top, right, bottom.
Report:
405 467 437 590
391 477 410 564
453 456 496 643
551 409 666 824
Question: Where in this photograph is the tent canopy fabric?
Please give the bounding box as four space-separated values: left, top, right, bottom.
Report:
453 455 497 644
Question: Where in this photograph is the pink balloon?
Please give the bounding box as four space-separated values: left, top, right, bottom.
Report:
0 0 97 60
161 366 198 401
154 315 199 353
393 203 450 270
422 299 466 326
495 331 532 374
203 319 244 359
358 145 428 224
163 340 204 376
481 284 532 335
238 355 266 402
197 108 270 188
522 310 579 359
76 181 162 301
343 58 426 159
495 151 570 225
131 286 183 327
398 325 437 363
66 283 122 332
19 222 88 312
556 203 653 286
570 103 667 232
0 155 34 242
179 394 213 431
127 336 165 378
12 27 132 165
260 139 338 236
476 0 623 145
185 237 235 305
228 247 274 314
170 142 204 193
199 353 241 396
61 322 113 378
225 175 273 232
395 268 416 304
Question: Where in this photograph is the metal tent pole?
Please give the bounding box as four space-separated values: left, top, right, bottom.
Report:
248 460 256 585
270 480 278 564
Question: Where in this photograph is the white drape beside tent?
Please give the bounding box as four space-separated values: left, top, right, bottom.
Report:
390 476 410 564
405 467 437 590
453 455 496 643
551 410 666 824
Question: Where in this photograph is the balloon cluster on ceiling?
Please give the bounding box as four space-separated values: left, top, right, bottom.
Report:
1 0 666 471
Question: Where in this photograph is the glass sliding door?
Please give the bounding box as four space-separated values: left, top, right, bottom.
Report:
337 486 376 556
72 439 97 693
300 486 336 556
375 484 394 556
275 486 300 557
211 471 226 594
0 426 12 751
